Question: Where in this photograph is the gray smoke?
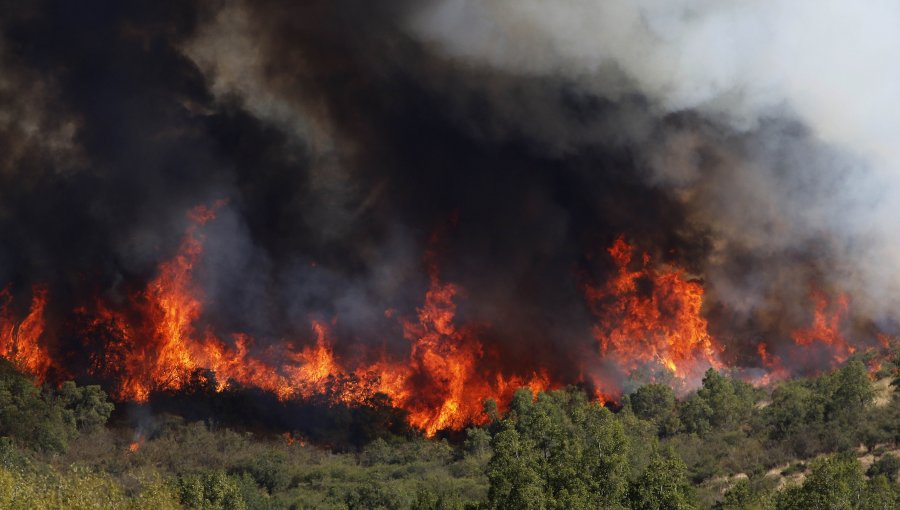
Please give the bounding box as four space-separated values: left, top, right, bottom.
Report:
406 0 900 326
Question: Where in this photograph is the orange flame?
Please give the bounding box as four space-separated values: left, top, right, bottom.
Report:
791 290 854 363
0 285 52 379
4 207 893 438
753 342 789 386
583 236 721 393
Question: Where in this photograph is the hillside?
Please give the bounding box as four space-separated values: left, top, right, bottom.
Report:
0 354 897 509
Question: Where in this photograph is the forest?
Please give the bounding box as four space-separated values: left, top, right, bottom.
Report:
0 352 898 510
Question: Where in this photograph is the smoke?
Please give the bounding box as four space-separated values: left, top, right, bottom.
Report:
0 0 895 394
408 0 900 329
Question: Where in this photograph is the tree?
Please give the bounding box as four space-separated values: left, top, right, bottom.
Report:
56 381 114 433
628 450 696 510
866 454 900 483
631 384 676 425
764 381 824 440
486 425 546 510
176 470 247 510
861 475 898 510
485 388 631 509
679 395 713 436
775 455 865 510
714 479 770 510
823 361 875 423
464 426 492 458
678 370 757 437
0 359 73 452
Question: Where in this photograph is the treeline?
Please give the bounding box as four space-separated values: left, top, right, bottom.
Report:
0 355 898 509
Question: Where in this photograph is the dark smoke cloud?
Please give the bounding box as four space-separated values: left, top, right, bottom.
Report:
0 0 888 385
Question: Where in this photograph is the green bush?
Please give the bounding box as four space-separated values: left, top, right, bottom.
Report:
867 454 900 483
176 470 247 510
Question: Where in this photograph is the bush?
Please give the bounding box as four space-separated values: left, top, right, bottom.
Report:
176 470 247 510
867 454 900 483
0 359 74 452
229 452 290 494
631 384 677 425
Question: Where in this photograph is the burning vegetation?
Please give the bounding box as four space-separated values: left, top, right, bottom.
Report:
0 204 890 437
5 1 900 507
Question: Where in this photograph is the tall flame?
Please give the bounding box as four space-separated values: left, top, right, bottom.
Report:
398 255 548 436
76 205 549 435
0 208 892 437
583 236 721 393
0 285 51 379
791 290 854 363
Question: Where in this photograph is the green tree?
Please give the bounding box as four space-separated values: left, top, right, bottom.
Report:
0 359 74 452
678 370 756 437
866 454 900 483
485 388 631 509
56 381 114 433
764 381 824 440
714 479 769 510
775 455 865 510
176 470 247 510
464 426 492 458
679 395 713 436
823 361 875 423
486 424 546 510
628 451 696 510
860 475 898 510
631 384 677 426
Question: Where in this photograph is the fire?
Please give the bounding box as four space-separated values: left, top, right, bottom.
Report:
791 290 854 363
75 204 543 435
1 206 893 438
400 263 483 435
0 285 52 380
127 431 145 453
282 432 306 447
753 342 790 386
583 236 721 392
397 254 549 436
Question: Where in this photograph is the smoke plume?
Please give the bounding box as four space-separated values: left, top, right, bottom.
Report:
0 0 896 430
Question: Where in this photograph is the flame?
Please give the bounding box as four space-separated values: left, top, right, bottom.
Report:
753 342 789 386
583 236 721 393
127 431 145 453
400 265 483 435
791 290 854 363
282 432 307 447
3 207 894 438
0 285 52 379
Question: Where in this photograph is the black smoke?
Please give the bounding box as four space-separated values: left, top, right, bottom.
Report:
0 0 886 393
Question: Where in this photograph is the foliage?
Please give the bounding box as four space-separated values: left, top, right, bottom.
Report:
628 450 696 510
680 369 756 436
0 359 114 453
771 455 898 510
631 384 677 426
56 381 115 433
0 359 895 509
867 453 900 483
486 388 630 509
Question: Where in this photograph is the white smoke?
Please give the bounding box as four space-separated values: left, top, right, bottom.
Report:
408 0 900 322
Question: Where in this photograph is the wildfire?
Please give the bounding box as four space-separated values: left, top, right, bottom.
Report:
127 431 145 453
791 290 854 364
583 236 722 393
0 285 52 380
0 206 893 438
71 205 549 435
753 343 789 386
398 254 549 435
282 432 306 447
